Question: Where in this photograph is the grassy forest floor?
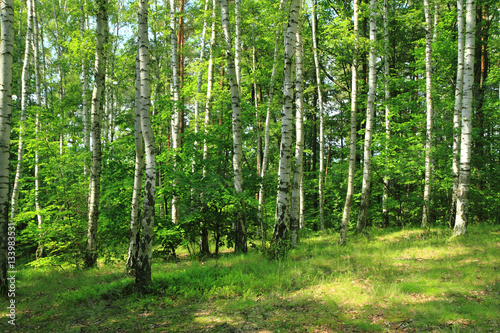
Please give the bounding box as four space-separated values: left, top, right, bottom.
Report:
1 226 500 332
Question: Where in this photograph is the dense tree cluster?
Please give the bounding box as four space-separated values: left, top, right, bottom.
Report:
0 0 499 293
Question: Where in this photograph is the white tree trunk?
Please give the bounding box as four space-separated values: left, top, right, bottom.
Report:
10 0 33 222
32 0 43 257
311 0 325 231
136 0 156 292
356 0 377 232
0 0 14 296
258 0 284 242
450 0 464 227
421 0 434 228
272 0 301 245
80 0 90 176
454 0 475 237
203 0 217 173
85 0 108 268
170 0 181 225
382 0 391 227
220 0 247 253
339 0 358 245
234 0 242 88
290 0 304 247
126 50 144 272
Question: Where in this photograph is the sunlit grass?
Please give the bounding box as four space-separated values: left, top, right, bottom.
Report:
2 225 500 332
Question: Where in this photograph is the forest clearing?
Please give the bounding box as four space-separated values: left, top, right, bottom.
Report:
1 226 500 332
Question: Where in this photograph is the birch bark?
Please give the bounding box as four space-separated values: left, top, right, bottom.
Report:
339 0 358 245
0 0 14 296
290 0 304 247
10 0 33 222
220 0 247 253
136 0 156 292
450 0 464 228
421 0 434 228
454 0 475 236
126 51 144 272
170 0 181 225
311 0 324 231
272 0 301 245
85 0 108 268
356 0 377 232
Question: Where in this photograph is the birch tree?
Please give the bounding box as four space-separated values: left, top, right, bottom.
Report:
10 0 34 222
454 0 475 236
0 0 14 296
382 0 391 226
85 0 108 268
170 0 181 225
258 0 284 241
356 0 377 232
272 0 301 245
80 0 90 176
450 0 464 228
421 0 434 228
311 0 325 231
136 0 156 292
339 0 358 245
290 0 304 247
126 51 144 272
220 0 247 253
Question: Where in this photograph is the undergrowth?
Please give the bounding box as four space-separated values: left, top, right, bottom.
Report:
1 225 499 332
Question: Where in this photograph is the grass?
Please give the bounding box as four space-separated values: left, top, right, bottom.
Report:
2 225 500 332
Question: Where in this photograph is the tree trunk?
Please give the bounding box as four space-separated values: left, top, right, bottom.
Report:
170 0 181 226
220 0 247 253
450 0 464 228
136 0 156 293
258 0 284 245
272 0 301 246
126 50 145 273
85 0 108 268
454 0 475 237
10 0 33 223
196 0 210 255
0 0 14 296
33 0 43 258
338 0 358 245
356 0 377 233
80 0 90 176
382 0 391 227
290 0 304 247
311 0 325 231
421 0 434 228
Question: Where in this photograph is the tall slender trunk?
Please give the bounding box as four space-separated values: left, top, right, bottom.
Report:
52 2 65 156
33 0 43 257
382 0 391 227
234 0 242 88
80 0 90 176
454 0 475 237
258 0 284 244
311 0 324 231
203 0 217 173
356 0 377 232
0 0 14 296
421 0 433 228
136 0 156 292
170 0 181 225
272 0 301 245
220 0 247 253
196 0 210 255
450 0 464 228
126 51 144 272
85 0 108 268
290 0 304 247
338 0 358 245
10 0 33 222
